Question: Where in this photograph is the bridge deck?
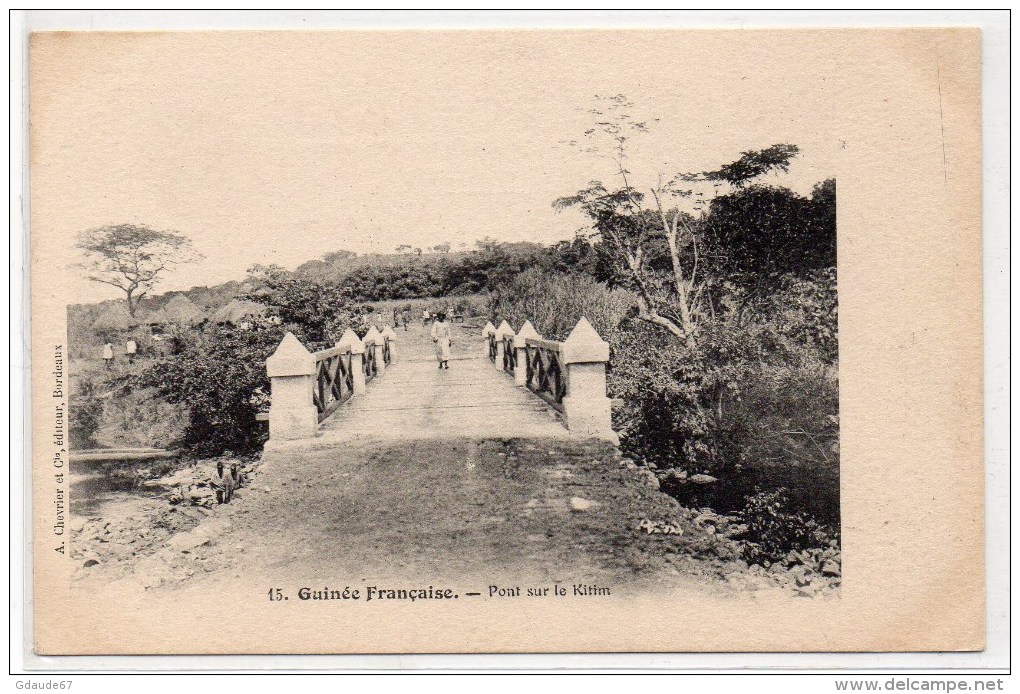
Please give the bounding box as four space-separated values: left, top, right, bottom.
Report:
309 322 570 446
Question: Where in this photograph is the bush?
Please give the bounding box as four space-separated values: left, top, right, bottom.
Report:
69 377 104 449
243 264 367 348
608 271 839 529
140 320 283 456
486 267 635 340
739 488 838 566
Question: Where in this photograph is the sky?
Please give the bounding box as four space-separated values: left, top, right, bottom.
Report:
31 30 844 304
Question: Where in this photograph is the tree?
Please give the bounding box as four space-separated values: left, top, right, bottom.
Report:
76 224 201 317
431 243 451 254
554 95 703 347
322 249 358 264
141 320 281 455
700 182 835 287
695 144 801 188
243 264 366 347
555 95 803 348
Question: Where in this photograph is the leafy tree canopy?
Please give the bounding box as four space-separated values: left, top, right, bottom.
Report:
76 223 201 316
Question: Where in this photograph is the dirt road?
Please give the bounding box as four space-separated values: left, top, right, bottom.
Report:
147 434 762 597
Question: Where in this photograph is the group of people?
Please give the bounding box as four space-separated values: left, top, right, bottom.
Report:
101 339 137 368
212 460 245 504
390 308 412 331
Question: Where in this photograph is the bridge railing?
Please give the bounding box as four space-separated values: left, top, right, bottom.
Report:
265 327 396 441
486 317 618 444
522 337 566 411
482 321 498 363
502 333 517 375
311 344 355 423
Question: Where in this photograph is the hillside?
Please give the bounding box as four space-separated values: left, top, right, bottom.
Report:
66 240 579 356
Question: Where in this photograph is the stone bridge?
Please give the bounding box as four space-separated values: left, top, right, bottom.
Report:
262 316 618 453
99 317 770 602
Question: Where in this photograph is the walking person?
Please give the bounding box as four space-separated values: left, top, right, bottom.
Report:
401 308 410 331
421 308 430 327
125 338 137 365
430 312 452 370
102 342 114 369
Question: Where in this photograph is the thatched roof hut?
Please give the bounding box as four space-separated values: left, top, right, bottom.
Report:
210 299 267 325
160 294 205 326
144 308 171 326
91 303 140 332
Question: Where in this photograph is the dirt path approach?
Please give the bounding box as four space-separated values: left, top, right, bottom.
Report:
136 435 761 598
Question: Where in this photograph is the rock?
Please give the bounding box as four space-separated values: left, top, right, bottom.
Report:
636 469 660 490
570 497 595 512
167 518 229 552
689 474 718 484
789 566 814 587
168 531 210 551
661 468 687 482
83 558 100 568
821 560 841 576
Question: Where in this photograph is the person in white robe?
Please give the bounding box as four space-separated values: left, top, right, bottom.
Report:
430 312 452 369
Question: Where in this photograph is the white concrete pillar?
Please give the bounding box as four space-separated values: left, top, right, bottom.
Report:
559 317 619 444
513 320 540 387
266 332 318 440
494 320 513 372
336 328 366 395
365 326 386 375
481 321 496 360
381 325 397 363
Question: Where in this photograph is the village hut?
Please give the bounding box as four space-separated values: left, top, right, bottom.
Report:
161 294 206 326
90 302 140 332
210 299 268 325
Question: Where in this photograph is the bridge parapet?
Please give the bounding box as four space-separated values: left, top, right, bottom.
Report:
363 326 387 375
265 333 319 441
494 317 618 444
482 322 497 360
266 327 395 442
381 325 398 363
511 320 540 387
493 320 514 371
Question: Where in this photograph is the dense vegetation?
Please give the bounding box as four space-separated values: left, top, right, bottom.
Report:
484 166 838 565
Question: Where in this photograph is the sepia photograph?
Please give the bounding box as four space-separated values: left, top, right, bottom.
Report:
26 24 985 657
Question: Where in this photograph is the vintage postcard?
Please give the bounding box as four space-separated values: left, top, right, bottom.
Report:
29 28 982 655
